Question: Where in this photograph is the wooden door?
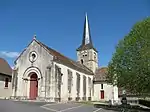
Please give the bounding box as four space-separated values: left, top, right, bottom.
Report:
100 90 104 99
29 74 38 100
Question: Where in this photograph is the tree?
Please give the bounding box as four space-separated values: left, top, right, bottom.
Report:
107 17 150 95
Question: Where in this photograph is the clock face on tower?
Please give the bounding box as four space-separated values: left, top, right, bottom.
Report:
29 51 38 62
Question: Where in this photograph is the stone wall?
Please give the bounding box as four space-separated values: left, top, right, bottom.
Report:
77 49 98 73
12 40 53 99
12 39 94 102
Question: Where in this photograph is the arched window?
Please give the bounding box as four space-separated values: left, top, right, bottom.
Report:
81 59 84 64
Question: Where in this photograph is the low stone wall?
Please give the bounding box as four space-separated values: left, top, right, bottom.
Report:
119 97 139 105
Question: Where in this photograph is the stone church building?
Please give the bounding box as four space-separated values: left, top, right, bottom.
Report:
11 14 118 102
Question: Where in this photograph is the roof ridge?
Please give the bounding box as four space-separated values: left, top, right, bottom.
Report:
36 40 93 74
100 67 108 69
69 59 93 73
14 38 94 75
36 40 70 59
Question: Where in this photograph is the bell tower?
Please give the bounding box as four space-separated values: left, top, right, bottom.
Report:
76 13 98 73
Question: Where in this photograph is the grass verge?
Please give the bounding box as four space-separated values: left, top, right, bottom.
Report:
77 101 94 105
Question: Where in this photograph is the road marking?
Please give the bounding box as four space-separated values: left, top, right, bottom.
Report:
41 103 59 107
58 105 84 112
42 102 70 107
93 108 102 112
40 106 58 112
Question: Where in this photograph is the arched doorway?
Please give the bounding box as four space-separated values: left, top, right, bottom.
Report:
29 73 38 100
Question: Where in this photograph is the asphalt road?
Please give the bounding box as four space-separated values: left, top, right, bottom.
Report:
0 99 116 112
0 99 49 112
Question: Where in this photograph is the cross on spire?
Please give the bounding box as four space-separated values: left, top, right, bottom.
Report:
33 34 36 40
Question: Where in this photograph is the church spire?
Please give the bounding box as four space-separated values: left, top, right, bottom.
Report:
82 12 93 46
77 13 97 52
76 13 98 72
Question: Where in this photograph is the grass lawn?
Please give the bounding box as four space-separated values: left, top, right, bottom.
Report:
77 101 94 105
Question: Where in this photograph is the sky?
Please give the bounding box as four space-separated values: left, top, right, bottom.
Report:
0 0 150 68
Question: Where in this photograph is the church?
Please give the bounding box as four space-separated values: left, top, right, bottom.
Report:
11 14 118 103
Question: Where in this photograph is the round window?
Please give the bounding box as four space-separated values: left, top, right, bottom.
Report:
29 51 38 62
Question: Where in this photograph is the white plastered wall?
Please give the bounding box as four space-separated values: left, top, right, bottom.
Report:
54 62 93 102
92 83 118 102
0 76 12 99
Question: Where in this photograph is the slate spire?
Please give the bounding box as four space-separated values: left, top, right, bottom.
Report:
77 13 97 52
82 13 93 45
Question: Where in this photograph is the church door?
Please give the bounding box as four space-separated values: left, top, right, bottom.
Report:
29 73 38 100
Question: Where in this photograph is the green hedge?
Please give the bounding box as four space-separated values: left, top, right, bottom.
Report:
139 99 150 107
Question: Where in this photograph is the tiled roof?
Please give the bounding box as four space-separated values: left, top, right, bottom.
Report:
14 38 94 75
36 39 94 75
76 43 97 52
0 58 12 76
94 67 108 81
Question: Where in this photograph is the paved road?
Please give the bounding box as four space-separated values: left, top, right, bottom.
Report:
0 99 50 112
0 99 116 112
41 103 115 112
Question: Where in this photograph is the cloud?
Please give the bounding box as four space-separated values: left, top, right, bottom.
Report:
0 51 20 58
